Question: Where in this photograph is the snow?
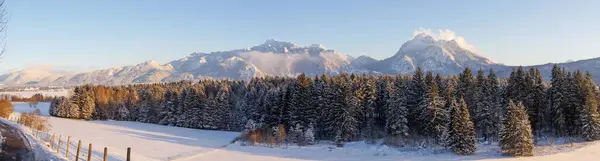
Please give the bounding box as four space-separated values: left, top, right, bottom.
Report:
12 102 240 161
9 102 600 161
0 89 70 98
0 118 67 161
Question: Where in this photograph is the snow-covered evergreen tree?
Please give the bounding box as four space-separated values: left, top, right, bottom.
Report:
117 105 130 121
457 68 477 124
449 97 476 155
573 72 600 140
385 75 409 140
500 100 534 156
289 73 315 134
325 74 359 147
423 72 447 145
407 68 427 136
549 65 567 136
361 75 378 143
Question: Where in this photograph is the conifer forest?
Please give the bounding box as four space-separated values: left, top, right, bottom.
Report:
49 65 600 156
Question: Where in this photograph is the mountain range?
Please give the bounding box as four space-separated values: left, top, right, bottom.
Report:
2 34 600 86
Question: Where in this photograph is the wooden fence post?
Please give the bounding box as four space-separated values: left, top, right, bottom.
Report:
50 133 55 148
103 147 108 161
87 144 92 161
57 135 61 153
127 147 131 161
66 136 71 158
75 140 81 161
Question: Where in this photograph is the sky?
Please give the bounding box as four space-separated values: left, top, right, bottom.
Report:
2 0 600 73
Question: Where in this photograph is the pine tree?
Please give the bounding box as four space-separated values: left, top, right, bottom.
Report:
457 68 477 125
376 75 393 132
474 69 488 140
361 75 378 143
423 72 447 145
486 69 502 141
79 92 95 120
449 97 476 155
289 74 315 133
549 65 567 136
325 74 359 147
500 100 534 156
573 72 600 140
408 68 427 135
71 86 96 120
385 75 409 141
531 69 548 137
158 89 177 125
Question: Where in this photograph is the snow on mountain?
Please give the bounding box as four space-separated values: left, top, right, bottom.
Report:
371 32 496 75
0 65 71 86
2 31 600 86
0 40 352 86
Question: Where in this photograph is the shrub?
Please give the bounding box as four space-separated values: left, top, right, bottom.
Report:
18 112 48 131
0 100 13 119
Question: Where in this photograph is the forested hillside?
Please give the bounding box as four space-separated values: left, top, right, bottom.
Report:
49 65 600 156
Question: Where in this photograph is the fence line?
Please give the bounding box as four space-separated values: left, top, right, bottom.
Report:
8 113 132 161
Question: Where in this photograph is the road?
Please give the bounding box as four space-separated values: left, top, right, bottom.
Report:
0 121 34 161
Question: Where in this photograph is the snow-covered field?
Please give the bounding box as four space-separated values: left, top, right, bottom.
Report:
9 102 600 161
0 118 67 161
0 89 70 98
12 102 240 161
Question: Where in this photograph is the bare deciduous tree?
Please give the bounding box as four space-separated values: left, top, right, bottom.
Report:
0 0 7 58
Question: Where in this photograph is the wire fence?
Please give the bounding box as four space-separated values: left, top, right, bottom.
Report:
8 114 132 161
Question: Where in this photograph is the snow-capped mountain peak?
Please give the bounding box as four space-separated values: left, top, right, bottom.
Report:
2 30 600 86
250 39 299 53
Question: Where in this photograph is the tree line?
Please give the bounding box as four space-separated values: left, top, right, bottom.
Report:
49 65 600 156
0 93 53 102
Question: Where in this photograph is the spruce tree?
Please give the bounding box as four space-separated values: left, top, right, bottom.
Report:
385 75 409 141
549 65 567 136
457 68 477 125
423 72 447 145
408 68 427 135
573 72 600 140
325 74 359 146
290 74 315 133
376 75 393 131
361 75 378 143
486 69 502 141
474 69 488 139
449 97 476 155
500 100 534 156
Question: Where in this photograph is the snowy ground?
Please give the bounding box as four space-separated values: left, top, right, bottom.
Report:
0 118 67 161
12 102 240 161
9 102 600 161
0 89 70 98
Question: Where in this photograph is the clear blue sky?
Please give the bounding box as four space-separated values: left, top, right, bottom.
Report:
2 0 600 72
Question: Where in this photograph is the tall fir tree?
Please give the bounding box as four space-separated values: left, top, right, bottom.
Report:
361 75 378 143
573 72 600 140
385 75 409 142
423 72 448 145
325 73 360 146
457 68 477 125
449 97 476 155
549 65 567 136
408 68 427 135
500 100 534 156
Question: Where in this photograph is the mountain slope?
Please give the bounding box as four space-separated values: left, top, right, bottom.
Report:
2 34 600 86
366 33 497 75
0 40 353 86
